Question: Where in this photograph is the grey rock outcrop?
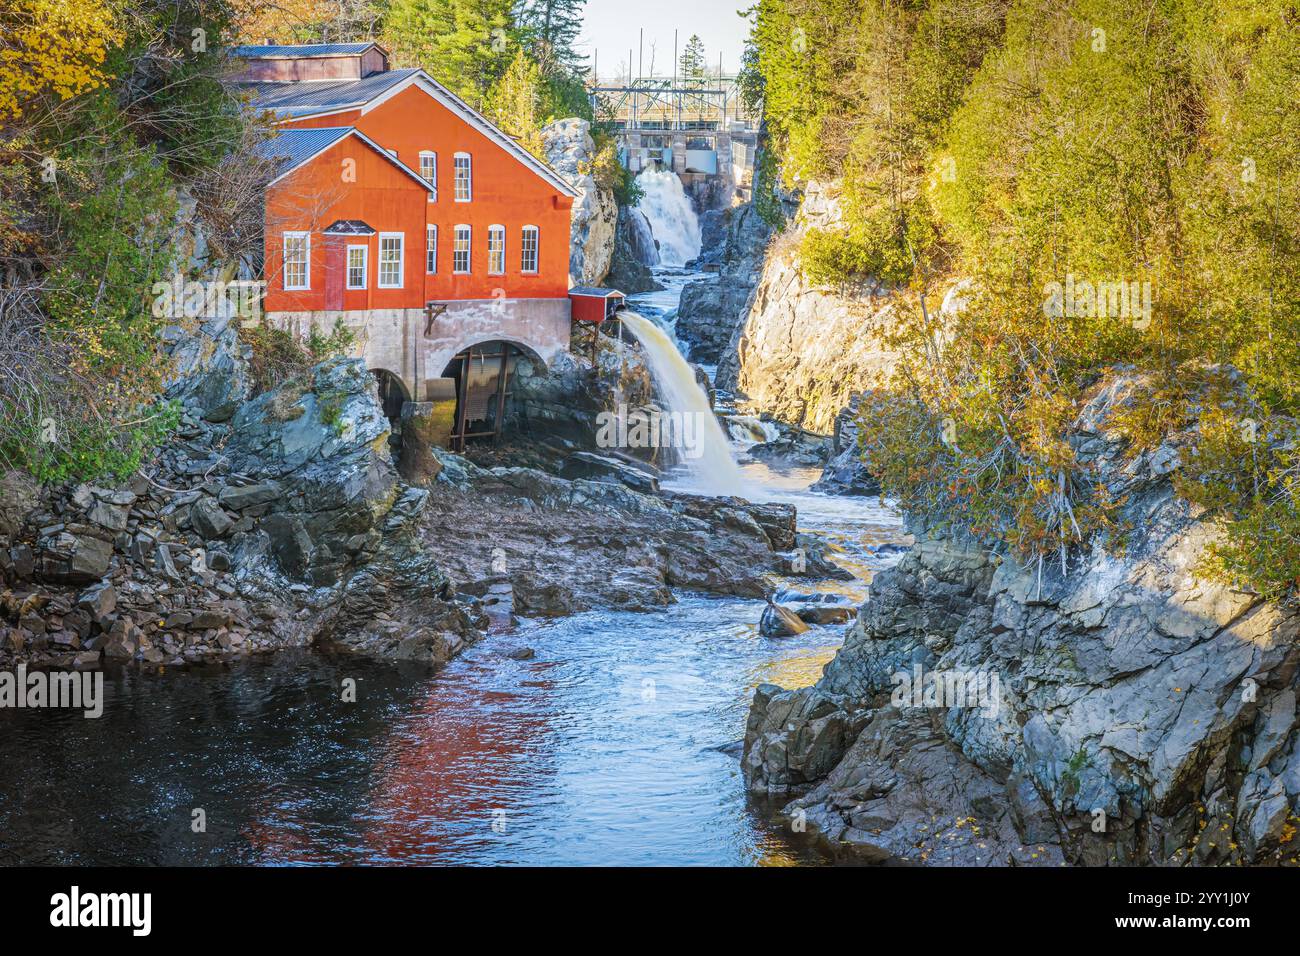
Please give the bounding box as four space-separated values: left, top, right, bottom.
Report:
717 181 900 434
605 206 663 295
675 202 772 365
420 465 803 617
2 327 484 669
812 395 880 497
542 118 617 286
743 375 1300 866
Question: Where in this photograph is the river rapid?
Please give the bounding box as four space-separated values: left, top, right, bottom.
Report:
0 268 905 867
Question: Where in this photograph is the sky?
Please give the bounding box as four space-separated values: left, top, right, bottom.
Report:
578 0 753 81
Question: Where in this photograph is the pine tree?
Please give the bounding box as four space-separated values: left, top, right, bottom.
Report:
382 0 513 109
485 50 546 157
515 0 585 72
678 34 707 87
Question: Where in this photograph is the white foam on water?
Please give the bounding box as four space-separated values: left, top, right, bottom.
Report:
634 169 702 265
619 310 746 496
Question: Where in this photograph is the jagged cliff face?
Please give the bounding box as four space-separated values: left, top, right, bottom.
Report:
674 202 772 365
716 182 898 435
742 377 1300 866
542 119 617 287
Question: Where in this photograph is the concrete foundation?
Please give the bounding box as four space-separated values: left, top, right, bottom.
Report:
262 297 571 402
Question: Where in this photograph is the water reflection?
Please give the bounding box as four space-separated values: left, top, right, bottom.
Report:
0 470 904 866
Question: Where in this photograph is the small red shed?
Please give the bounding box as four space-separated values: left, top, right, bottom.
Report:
569 287 626 324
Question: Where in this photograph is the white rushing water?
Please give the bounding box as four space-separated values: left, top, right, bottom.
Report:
619 310 746 496
634 169 702 265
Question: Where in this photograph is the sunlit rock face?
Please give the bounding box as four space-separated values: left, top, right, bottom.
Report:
717 180 899 437
542 118 617 287
743 373 1300 866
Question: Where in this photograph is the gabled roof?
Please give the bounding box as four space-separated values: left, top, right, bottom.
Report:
240 69 418 117
239 66 579 198
253 126 434 192
253 126 352 176
233 42 386 59
324 220 376 235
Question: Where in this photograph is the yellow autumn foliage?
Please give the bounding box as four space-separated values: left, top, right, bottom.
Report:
0 0 124 118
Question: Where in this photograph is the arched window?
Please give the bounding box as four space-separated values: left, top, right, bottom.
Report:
487 224 506 275
426 224 437 274
520 225 539 274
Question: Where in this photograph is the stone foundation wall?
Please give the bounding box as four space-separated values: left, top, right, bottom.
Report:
263 298 572 402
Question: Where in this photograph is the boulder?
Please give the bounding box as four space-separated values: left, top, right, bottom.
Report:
760 600 811 637
217 482 282 510
558 451 660 494
190 497 233 539
812 395 881 496
75 582 117 626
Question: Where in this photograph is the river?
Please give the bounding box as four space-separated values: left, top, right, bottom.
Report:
0 268 905 866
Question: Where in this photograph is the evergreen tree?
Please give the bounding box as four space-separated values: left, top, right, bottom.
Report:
485 50 547 157
383 0 513 109
679 34 707 87
515 0 585 72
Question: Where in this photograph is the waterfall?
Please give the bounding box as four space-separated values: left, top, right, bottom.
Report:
634 169 701 266
618 311 746 496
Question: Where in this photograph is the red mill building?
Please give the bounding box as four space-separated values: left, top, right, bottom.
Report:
239 42 587 448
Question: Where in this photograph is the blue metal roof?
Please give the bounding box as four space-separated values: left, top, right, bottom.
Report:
233 43 382 58
252 127 435 192
239 69 417 117
252 127 353 177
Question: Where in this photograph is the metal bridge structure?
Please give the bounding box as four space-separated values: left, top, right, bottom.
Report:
588 69 761 199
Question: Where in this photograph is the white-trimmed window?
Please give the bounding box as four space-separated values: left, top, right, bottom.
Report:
426 224 437 274
487 224 505 275
346 244 367 289
520 225 539 274
454 152 472 202
419 151 437 201
283 231 310 290
453 225 471 273
378 232 404 288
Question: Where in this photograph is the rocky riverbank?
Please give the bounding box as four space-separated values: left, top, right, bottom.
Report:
0 305 824 671
741 375 1300 866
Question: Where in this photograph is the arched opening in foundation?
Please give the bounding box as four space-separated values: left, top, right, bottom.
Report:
439 339 539 452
